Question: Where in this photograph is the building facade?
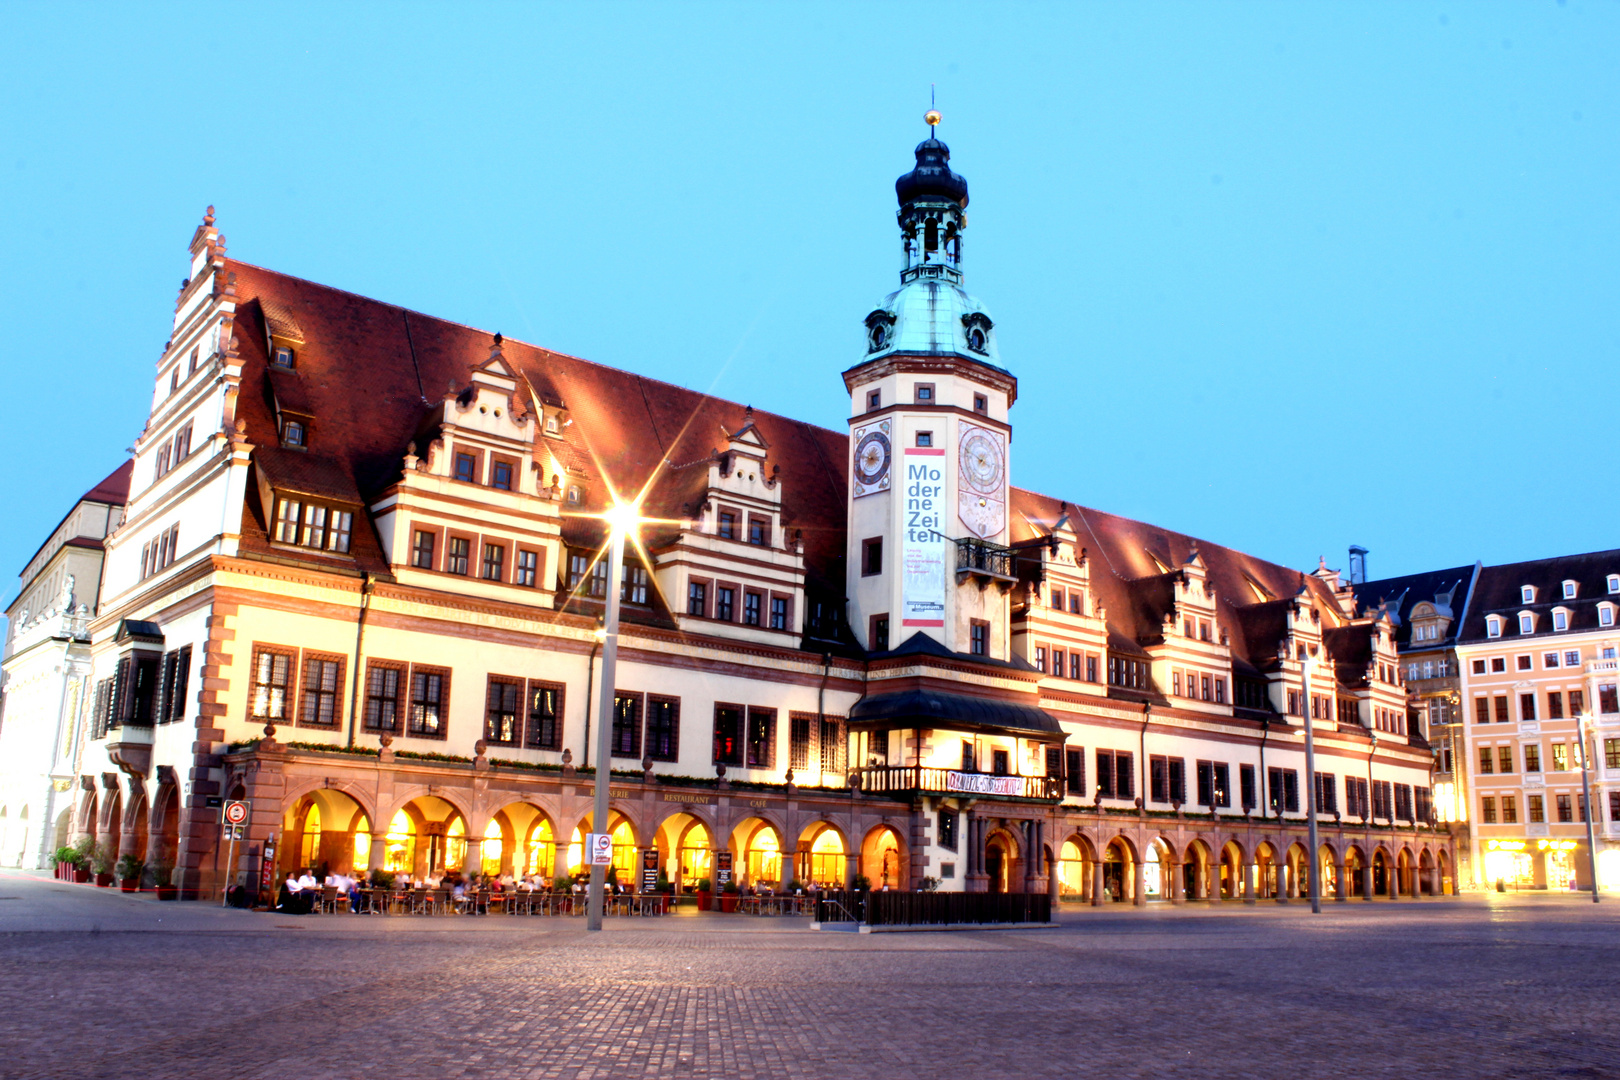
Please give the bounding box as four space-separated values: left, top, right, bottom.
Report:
1455 552 1620 891
0 463 130 867
64 132 1446 903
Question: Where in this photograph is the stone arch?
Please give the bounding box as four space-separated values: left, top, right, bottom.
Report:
656 809 717 893
1182 838 1213 899
565 806 639 885
1057 831 1096 899
1101 833 1138 903
484 801 558 880
1315 842 1340 899
52 805 73 855
1218 839 1246 899
1370 844 1395 897
149 782 182 871
729 816 787 889
860 822 907 891
1253 840 1281 899
795 819 848 888
375 793 470 879
123 789 149 869
1396 845 1415 897
1282 841 1309 899
99 789 122 866
1143 834 1176 901
983 824 1021 894
77 789 98 843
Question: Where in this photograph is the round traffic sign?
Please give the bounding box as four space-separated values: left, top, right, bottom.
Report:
224 801 248 825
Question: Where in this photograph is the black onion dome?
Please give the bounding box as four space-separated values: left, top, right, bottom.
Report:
895 138 969 208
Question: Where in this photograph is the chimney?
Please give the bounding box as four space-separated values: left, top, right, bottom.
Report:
1348 545 1368 585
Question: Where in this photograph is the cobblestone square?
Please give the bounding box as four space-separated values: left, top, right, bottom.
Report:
2 871 1616 1079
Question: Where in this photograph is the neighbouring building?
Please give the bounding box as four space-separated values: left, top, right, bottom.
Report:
63 128 1446 904
1355 560 1481 887
1454 552 1620 891
0 462 131 867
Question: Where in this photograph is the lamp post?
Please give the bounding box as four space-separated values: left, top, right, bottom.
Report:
1302 653 1321 913
1576 710 1601 904
586 502 638 932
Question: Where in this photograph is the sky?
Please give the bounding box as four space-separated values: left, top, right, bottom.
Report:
1 1 1615 611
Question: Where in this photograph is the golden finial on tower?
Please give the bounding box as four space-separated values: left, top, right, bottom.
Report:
925 83 941 129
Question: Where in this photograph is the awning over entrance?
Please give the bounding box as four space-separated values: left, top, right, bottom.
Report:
849 688 1062 738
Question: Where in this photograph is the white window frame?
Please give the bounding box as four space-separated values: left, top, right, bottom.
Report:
1608 574 1620 595
1518 611 1535 635
1562 580 1578 600
1521 585 1536 604
1487 615 1503 638
1551 608 1570 632
1600 603 1616 629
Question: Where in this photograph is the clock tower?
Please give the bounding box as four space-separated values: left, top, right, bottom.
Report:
844 123 1018 659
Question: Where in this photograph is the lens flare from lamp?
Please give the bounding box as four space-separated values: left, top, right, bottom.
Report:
604 501 642 537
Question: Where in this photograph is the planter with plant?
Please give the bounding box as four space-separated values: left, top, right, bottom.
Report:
71 837 95 882
719 879 740 913
53 846 81 881
694 876 713 911
654 870 674 913
368 868 396 890
116 854 145 892
91 843 115 887
154 864 178 901
851 873 871 893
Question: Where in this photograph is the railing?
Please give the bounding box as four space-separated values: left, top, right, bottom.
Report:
956 538 1015 581
866 891 1051 926
814 890 866 923
850 765 1062 801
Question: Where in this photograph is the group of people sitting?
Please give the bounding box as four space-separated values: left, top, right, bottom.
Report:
276 866 364 914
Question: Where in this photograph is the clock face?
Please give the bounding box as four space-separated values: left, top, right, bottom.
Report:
854 428 892 491
959 429 1004 494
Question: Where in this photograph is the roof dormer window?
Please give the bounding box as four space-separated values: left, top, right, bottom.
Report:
1599 602 1616 628
1608 574 1620 595
282 420 305 448
545 415 560 435
1520 585 1535 604
1552 608 1570 632
1561 580 1577 599
1518 611 1535 635
271 345 295 369
1487 615 1503 638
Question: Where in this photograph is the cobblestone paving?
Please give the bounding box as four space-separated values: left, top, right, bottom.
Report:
2 870 1616 1079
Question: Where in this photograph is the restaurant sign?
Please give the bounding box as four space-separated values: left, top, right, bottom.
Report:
945 771 1022 797
641 848 659 892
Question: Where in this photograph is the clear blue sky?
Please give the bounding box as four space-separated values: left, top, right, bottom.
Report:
1 2 1615 607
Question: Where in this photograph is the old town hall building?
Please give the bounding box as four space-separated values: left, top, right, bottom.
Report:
49 130 1448 904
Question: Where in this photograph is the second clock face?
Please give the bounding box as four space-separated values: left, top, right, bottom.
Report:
958 428 1005 494
854 427 892 491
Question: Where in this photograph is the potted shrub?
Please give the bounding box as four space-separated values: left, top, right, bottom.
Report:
694 876 713 912
71 837 95 883
851 873 871 893
719 880 740 913
91 844 115 887
116 854 145 893
154 864 178 901
655 870 674 913
52 846 80 881
368 868 396 890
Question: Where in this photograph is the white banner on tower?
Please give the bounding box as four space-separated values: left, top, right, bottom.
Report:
901 448 946 628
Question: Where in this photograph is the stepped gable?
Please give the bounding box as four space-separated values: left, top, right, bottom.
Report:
1010 490 1342 669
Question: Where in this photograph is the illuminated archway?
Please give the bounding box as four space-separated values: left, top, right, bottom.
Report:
1103 837 1136 902
796 822 845 887
731 818 783 888
861 824 906 891
1058 836 1093 897
569 812 637 882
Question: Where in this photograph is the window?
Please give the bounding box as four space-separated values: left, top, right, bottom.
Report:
1069 653 1082 680
970 620 988 656
937 808 957 850
1214 678 1225 704
1477 745 1494 774
1502 796 1518 824
1544 652 1560 669
299 655 343 728
1571 689 1585 714
188 346 199 374
1556 794 1573 823
1051 649 1065 677
1070 592 1083 615
1519 612 1534 635
1600 604 1616 628
870 615 889 652
567 553 589 591
1201 675 1212 702
1497 745 1513 774
1150 755 1171 803
412 530 436 569
1035 647 1047 672
611 692 642 759
525 681 563 750
272 345 295 368
363 662 403 733
1552 609 1569 632
482 543 504 581
914 383 934 403
1521 585 1536 604
1313 771 1337 815
1525 744 1541 772
687 581 707 617
713 704 743 766
1195 760 1215 807
1551 742 1568 771
566 484 582 505
820 716 846 773
408 666 448 737
1517 655 1533 671
1609 574 1620 594
621 564 649 605
717 511 737 540
1240 764 1257 811
973 393 987 415
588 560 609 598
862 537 883 576
1607 738 1620 770
250 646 295 721
1562 580 1578 600
787 712 812 772
867 390 881 411
1494 695 1510 723
748 517 769 546
1086 655 1098 682
484 677 522 745
1268 767 1299 813
716 586 735 622
770 595 788 631
1471 659 1486 675
491 460 513 491
1065 749 1085 796
1481 796 1497 824
743 591 762 627
273 500 351 554
515 549 538 587
446 537 470 575
1096 750 1116 797
283 420 305 447
158 646 191 724
1519 693 1536 723
454 452 478 483
916 431 933 448
1602 683 1619 714
642 695 678 762
1528 795 1545 824
745 707 775 769
139 523 182 580
1172 671 1183 697
992 748 1009 776
1486 616 1502 638
1491 657 1506 672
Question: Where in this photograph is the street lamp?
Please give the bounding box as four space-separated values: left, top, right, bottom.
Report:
1302 652 1321 914
586 499 642 932
1576 710 1601 904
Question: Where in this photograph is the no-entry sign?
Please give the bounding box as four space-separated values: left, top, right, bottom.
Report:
222 800 249 826
586 832 613 866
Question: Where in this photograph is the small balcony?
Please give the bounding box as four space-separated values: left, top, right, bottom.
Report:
956 538 1016 589
850 764 1062 802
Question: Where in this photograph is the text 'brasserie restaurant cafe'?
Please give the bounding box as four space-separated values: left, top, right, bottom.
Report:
66 128 1450 908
